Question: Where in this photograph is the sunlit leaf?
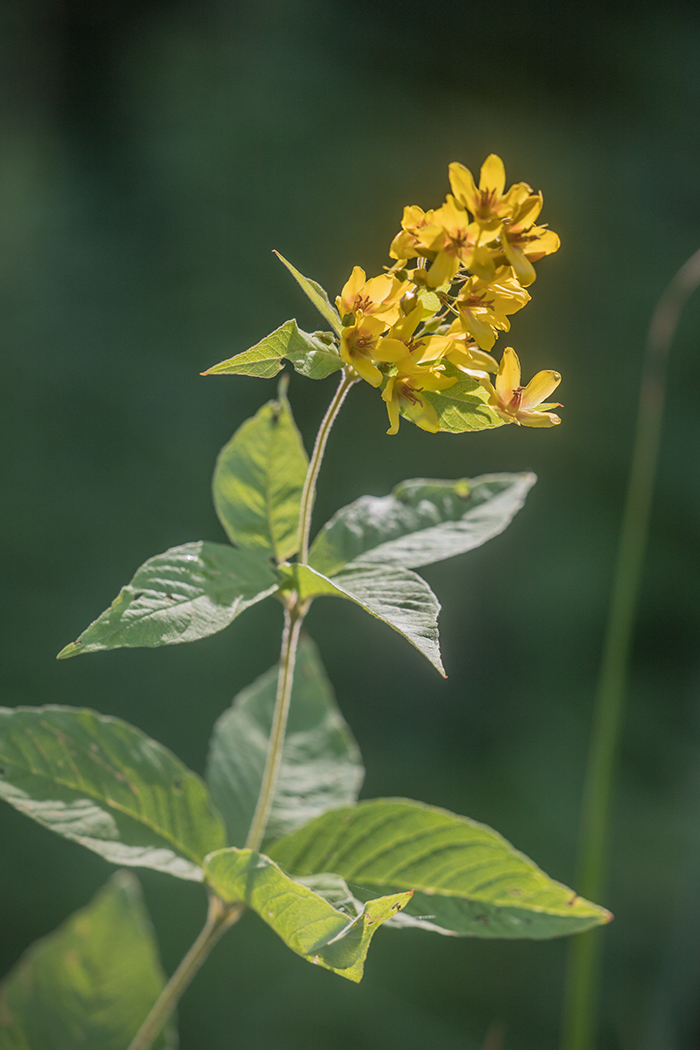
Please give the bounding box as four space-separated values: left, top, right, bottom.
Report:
213 395 308 562
422 369 504 433
204 847 411 982
206 635 363 847
0 872 174 1050
57 542 278 659
309 473 536 575
273 251 343 336
201 320 341 380
287 563 444 676
0 706 226 880
269 798 612 939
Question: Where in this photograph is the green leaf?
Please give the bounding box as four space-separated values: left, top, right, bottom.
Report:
57 542 278 659
213 395 309 562
287 563 445 676
0 872 174 1050
0 706 226 880
309 472 536 576
201 319 342 381
203 847 411 982
422 368 504 433
268 798 613 940
273 251 343 336
206 635 363 848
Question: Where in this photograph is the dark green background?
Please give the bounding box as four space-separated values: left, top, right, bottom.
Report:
2 1 700 1047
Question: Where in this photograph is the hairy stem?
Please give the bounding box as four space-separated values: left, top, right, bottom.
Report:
560 248 700 1050
128 895 244 1050
245 604 305 851
298 369 356 564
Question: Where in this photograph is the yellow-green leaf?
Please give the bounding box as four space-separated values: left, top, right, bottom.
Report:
204 847 411 982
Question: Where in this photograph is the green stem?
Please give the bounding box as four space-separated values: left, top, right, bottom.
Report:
560 248 700 1050
298 369 356 565
127 895 244 1050
245 604 305 851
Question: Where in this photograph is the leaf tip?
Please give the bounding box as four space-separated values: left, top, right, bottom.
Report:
56 641 82 660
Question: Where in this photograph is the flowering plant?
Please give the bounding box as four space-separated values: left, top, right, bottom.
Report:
0 158 609 1050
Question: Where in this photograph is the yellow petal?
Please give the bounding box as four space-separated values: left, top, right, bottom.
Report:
426 251 459 288
518 409 561 428
374 337 411 363
448 162 479 213
469 246 496 282
403 393 440 433
340 266 366 308
510 192 543 232
520 370 561 410
501 237 537 287
459 308 497 352
416 373 457 392
479 154 506 196
495 347 521 402
522 228 561 260
385 396 400 435
349 354 383 387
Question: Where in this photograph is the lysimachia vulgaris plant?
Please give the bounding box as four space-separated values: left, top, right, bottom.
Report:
0 156 610 1050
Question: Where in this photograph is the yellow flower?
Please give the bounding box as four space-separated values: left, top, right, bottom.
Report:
449 155 533 232
498 194 561 287
339 316 388 386
336 266 406 325
454 268 531 351
418 197 497 288
482 347 562 427
382 361 456 435
389 205 439 263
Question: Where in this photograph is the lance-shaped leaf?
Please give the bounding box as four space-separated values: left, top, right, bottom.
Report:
206 635 363 848
204 847 411 982
309 473 536 576
286 563 444 676
268 799 613 939
0 706 226 880
422 370 504 433
213 395 308 562
0 871 175 1050
57 541 278 659
273 251 343 336
201 320 342 381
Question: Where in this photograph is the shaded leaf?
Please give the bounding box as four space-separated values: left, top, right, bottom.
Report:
287 563 444 676
204 847 411 982
422 369 504 433
213 396 308 562
0 706 226 880
273 251 343 336
201 320 341 381
309 473 536 576
206 635 363 848
0 872 175 1050
269 798 612 939
57 542 278 659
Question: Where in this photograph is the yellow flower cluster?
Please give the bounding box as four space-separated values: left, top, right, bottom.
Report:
336 155 563 435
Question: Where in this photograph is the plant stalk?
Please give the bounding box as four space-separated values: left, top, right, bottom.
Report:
560 248 700 1050
245 603 305 851
130 372 354 1050
298 369 356 564
128 895 244 1050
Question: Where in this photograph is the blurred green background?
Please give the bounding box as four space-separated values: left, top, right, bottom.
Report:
2 1 700 1047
